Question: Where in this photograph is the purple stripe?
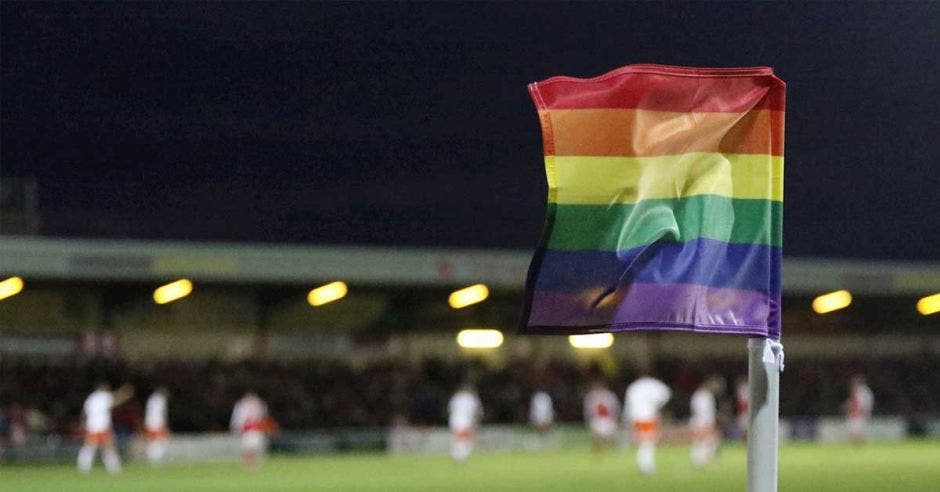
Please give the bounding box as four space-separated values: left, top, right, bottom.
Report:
522 283 779 338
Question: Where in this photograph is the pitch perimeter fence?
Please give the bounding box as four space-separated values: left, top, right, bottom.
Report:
2 417 933 464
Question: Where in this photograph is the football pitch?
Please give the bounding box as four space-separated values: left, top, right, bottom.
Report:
5 441 939 491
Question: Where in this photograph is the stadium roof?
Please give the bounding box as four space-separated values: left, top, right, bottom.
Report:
1 236 937 296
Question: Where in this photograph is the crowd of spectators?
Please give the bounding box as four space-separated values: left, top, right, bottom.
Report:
1 352 937 442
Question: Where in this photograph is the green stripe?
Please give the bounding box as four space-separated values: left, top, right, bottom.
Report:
547 195 781 251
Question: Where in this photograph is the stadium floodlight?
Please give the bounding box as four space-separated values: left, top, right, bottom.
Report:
0 276 24 301
456 329 504 349
811 289 852 314
568 333 614 349
448 284 489 309
153 279 193 305
916 293 940 316
307 281 348 307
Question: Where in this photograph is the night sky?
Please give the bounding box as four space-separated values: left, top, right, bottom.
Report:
2 2 938 260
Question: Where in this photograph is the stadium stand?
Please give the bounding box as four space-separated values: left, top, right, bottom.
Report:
1 236 938 462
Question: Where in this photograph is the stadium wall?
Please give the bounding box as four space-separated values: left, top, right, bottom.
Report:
156 418 911 459
1 419 917 464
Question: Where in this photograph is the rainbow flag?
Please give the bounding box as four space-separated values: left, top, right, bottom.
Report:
521 64 785 339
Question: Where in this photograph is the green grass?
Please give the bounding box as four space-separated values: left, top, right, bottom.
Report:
4 441 940 491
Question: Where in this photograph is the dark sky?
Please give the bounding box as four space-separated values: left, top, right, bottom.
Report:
2 2 938 260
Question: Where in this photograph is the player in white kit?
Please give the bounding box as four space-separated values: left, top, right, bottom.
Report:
583 378 620 453
690 375 725 468
844 375 874 445
529 390 554 433
145 387 169 465
624 372 671 476
77 382 133 474
448 383 482 463
230 392 273 469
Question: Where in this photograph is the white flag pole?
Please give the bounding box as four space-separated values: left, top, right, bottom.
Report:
747 337 785 492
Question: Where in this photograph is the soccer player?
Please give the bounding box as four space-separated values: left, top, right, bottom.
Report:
230 391 271 469
690 375 725 468
447 382 482 463
583 378 620 453
844 375 874 445
624 372 671 476
145 387 169 466
734 376 749 441
77 382 133 474
529 389 554 434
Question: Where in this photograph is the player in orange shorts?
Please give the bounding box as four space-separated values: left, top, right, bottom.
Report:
77 382 133 474
584 378 620 453
844 375 873 445
690 376 725 468
231 391 274 470
624 371 671 476
145 387 170 466
448 383 482 463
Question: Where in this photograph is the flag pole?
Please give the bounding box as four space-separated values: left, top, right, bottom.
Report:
747 337 784 492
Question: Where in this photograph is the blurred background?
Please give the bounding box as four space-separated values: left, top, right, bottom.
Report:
1 1 938 466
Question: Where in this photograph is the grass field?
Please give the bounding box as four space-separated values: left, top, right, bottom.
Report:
4 441 939 491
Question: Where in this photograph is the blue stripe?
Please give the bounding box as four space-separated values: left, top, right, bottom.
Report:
533 238 781 294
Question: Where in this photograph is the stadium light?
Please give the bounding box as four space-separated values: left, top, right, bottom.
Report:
568 333 614 349
307 281 348 307
811 289 852 314
456 329 504 349
917 293 940 316
448 284 489 309
0 276 24 301
153 279 193 305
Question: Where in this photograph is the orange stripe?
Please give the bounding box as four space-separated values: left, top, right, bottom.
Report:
540 109 783 157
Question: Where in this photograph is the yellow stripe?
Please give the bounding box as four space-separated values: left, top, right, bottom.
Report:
547 153 783 204
544 151 558 204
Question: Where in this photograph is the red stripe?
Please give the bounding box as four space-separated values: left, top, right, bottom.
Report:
529 64 785 113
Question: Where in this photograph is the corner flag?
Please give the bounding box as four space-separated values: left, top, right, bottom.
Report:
521 64 785 340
